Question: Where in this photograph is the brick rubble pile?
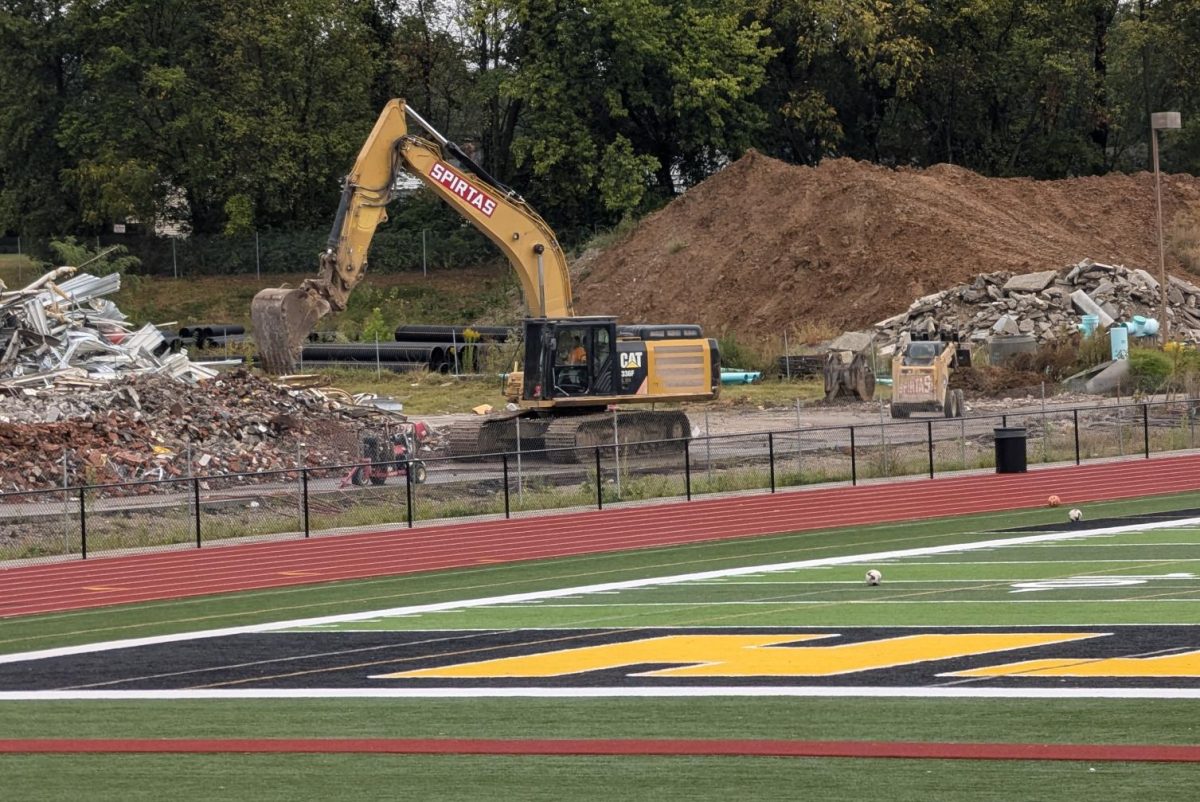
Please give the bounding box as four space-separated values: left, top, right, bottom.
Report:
0 370 408 493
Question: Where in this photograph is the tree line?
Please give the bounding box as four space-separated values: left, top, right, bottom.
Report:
1 0 1197 245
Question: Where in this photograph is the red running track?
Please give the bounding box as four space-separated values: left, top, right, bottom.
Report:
1 737 1198 762
3 454 1200 618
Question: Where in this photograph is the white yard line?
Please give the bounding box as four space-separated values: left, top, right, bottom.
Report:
5 687 1200 700
3 516 1200 668
870 560 1189 565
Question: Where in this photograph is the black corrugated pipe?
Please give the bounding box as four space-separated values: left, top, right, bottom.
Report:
394 324 510 343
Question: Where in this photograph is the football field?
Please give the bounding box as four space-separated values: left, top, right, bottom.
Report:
2 493 1200 799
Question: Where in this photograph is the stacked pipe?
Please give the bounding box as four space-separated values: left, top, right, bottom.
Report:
179 324 246 349
295 325 510 373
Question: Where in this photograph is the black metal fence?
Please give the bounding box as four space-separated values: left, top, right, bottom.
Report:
2 398 1198 565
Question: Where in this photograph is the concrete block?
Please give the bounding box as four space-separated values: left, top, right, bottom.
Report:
1003 270 1059 294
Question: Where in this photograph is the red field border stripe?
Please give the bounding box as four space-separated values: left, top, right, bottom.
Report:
1 738 1199 762
4 453 1200 617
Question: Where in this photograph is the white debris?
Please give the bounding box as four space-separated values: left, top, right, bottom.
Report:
0 267 215 392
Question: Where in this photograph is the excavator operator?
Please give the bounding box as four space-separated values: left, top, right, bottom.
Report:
568 335 587 365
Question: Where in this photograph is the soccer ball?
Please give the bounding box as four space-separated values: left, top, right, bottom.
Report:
1047 495 1061 507
1068 508 1083 522
865 569 882 586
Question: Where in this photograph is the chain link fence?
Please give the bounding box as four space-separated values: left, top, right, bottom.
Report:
0 223 610 279
3 398 1198 565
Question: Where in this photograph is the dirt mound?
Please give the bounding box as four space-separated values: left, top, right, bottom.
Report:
574 152 1200 342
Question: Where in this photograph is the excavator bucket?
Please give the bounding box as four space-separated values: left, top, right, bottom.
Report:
850 353 876 400
250 286 329 374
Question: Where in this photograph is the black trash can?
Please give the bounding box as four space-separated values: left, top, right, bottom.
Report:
994 427 1028 473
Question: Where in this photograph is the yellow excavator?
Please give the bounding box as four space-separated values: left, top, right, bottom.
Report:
251 99 719 461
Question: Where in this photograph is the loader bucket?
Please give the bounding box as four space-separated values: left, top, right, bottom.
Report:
251 286 329 374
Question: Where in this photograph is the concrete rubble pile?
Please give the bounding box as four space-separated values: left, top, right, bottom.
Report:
874 259 1200 352
0 369 424 493
0 267 224 391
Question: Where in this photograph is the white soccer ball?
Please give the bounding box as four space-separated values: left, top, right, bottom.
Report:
865 569 882 586
1068 508 1083 522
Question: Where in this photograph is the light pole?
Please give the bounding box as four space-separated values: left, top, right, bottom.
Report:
1151 111 1181 345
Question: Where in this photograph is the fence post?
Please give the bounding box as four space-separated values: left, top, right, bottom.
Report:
768 433 775 493
1143 403 1150 458
1073 409 1081 465
595 447 603 510
850 426 857 486
1118 404 1125 456
684 441 692 501
193 478 201 548
301 468 310 537
502 454 511 519
927 419 934 479
960 416 966 470
79 486 87 560
405 457 414 528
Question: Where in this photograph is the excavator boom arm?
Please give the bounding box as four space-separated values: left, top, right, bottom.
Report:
252 99 572 373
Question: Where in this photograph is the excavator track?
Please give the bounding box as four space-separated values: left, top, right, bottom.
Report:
543 410 692 464
447 414 550 458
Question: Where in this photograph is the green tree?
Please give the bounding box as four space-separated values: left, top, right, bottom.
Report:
1108 0 1200 174
906 0 1113 176
750 0 932 165
53 0 223 232
0 1 84 238
209 0 379 231
362 306 393 341
503 0 771 228
46 235 141 277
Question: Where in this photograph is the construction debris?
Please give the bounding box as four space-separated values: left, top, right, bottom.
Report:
0 267 218 391
0 369 429 493
875 259 1200 351
0 268 442 493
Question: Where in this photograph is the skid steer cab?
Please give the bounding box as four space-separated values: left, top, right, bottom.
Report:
889 331 971 419
342 421 429 487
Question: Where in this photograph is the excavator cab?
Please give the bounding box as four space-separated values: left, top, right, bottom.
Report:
518 317 719 409
522 317 618 403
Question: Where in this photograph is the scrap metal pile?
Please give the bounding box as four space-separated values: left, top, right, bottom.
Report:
874 259 1200 351
0 267 217 390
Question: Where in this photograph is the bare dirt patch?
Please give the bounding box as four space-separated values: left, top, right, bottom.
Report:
575 153 1200 342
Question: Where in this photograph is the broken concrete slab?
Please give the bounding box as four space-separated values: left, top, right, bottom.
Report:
1003 270 1058 294
828 330 874 354
992 315 1020 336
1083 359 1132 395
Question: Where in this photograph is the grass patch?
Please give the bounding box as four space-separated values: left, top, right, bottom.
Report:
0 253 34 286
5 752 1194 802
306 369 510 415
115 265 519 333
